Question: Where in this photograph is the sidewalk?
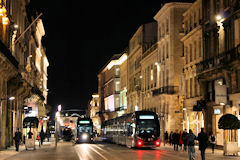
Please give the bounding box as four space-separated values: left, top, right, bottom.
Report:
159 143 240 159
0 141 55 160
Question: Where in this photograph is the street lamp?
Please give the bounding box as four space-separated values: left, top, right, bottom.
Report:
0 96 15 114
55 104 62 149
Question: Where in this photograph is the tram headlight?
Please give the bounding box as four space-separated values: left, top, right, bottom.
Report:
82 133 88 140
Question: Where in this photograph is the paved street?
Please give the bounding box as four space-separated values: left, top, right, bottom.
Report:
1 141 239 160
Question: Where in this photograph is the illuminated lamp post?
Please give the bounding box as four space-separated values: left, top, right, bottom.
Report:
55 105 61 148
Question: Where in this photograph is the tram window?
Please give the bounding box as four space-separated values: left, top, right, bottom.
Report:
120 124 124 135
127 123 133 136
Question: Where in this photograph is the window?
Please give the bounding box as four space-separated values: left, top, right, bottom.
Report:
186 79 189 98
166 43 169 58
151 65 153 81
194 41 197 60
115 68 120 76
166 70 169 86
159 27 162 38
190 78 193 98
154 65 157 87
115 81 120 92
185 46 188 64
194 77 198 97
162 70 165 87
199 38 202 57
162 45 165 61
162 24 165 36
150 65 153 88
35 48 42 72
194 11 197 27
166 19 169 34
190 44 192 62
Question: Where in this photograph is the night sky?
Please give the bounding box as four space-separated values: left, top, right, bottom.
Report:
29 0 194 112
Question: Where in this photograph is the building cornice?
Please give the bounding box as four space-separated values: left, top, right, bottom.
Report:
154 2 192 21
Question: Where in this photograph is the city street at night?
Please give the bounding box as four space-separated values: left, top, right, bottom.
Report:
1 141 239 160
1 0 240 159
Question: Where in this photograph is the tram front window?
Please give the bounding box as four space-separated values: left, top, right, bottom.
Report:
137 120 157 137
78 126 92 133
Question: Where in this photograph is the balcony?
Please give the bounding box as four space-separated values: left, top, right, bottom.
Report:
152 86 178 96
142 43 157 59
196 44 240 75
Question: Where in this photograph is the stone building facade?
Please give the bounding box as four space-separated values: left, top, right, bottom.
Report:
153 2 192 138
127 22 157 113
98 54 126 121
181 0 203 135
195 0 240 148
89 93 101 134
0 0 49 149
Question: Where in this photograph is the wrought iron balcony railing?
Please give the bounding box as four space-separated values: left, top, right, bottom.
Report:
152 86 178 96
196 44 240 74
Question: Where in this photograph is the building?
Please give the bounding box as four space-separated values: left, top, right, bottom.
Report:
141 43 158 112
119 51 128 116
196 0 240 148
98 53 127 122
89 93 101 134
0 0 49 149
181 0 203 135
127 22 157 113
153 2 192 138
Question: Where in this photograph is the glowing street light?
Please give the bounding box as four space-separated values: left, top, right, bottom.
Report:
58 104 62 112
9 96 15 100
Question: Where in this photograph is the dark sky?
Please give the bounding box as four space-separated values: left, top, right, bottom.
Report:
29 0 194 112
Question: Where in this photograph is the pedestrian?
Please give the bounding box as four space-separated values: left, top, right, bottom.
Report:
37 133 41 147
197 128 208 160
46 129 51 142
209 131 216 154
179 131 183 151
173 130 180 151
182 129 188 151
186 129 196 160
28 130 33 139
40 130 45 145
164 131 168 146
169 131 173 145
13 128 22 152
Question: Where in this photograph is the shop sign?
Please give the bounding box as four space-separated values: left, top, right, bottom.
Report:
214 109 221 114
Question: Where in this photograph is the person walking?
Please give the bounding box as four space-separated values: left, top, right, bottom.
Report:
37 133 41 147
164 131 168 146
186 129 196 160
182 129 188 151
40 130 45 145
209 131 216 154
13 128 22 152
197 128 208 160
28 130 33 139
169 131 173 145
179 131 183 151
173 130 180 151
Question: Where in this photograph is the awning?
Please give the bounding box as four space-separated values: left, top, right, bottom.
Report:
23 117 39 128
218 114 240 130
